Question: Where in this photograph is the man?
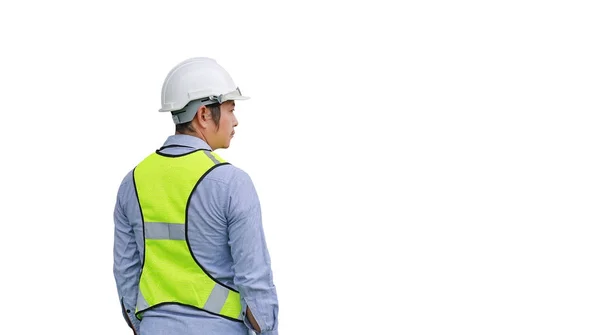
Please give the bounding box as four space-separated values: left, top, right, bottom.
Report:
113 57 279 334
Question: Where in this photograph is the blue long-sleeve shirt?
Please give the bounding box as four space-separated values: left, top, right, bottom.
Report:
113 134 279 335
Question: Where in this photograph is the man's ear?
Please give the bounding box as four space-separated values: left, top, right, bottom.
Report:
195 105 211 128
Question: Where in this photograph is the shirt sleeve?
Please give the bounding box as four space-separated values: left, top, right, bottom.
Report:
113 172 141 334
226 169 279 334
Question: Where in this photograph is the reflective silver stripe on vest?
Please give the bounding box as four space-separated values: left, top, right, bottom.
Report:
204 151 220 165
145 222 185 240
137 288 149 311
203 284 230 315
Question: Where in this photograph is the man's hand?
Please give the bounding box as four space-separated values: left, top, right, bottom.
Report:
246 306 261 333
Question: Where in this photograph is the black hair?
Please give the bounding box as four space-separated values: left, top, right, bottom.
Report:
175 102 221 134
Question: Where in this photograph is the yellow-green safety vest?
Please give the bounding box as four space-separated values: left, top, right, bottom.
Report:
133 148 243 322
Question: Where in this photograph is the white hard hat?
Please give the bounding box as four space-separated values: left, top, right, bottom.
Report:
159 57 249 124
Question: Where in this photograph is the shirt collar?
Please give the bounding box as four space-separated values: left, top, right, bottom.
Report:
161 134 212 151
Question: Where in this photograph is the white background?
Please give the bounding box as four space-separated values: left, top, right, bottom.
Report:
1 0 599 334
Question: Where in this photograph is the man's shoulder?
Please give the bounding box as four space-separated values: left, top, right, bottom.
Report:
115 169 135 197
205 161 254 188
119 169 135 186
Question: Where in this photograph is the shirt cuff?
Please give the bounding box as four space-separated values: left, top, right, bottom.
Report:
241 299 254 332
121 298 141 334
241 299 278 335
127 310 141 334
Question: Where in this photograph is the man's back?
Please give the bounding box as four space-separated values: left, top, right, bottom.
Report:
114 134 278 334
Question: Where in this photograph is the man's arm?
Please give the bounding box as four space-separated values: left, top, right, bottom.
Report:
227 169 279 334
113 173 142 335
